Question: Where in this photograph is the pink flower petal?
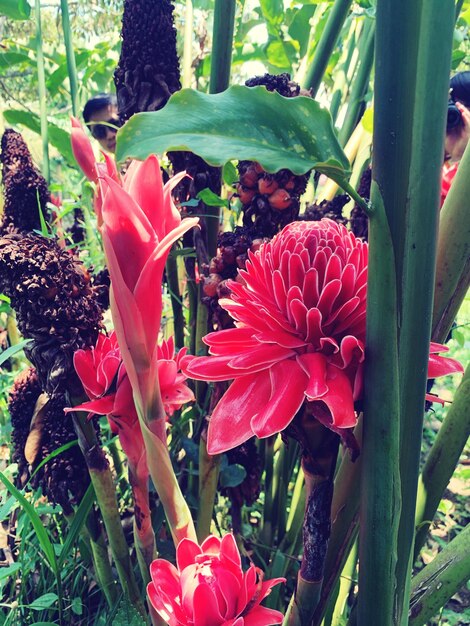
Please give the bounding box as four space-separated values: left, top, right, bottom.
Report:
427 353 464 378
177 538 202 571
192 583 224 626
298 352 328 399
207 371 272 454
242 606 284 626
70 116 97 182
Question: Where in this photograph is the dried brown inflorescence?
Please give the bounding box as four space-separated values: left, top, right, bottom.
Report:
350 166 371 240
0 233 103 396
8 367 42 486
114 0 181 123
0 129 51 235
303 194 350 227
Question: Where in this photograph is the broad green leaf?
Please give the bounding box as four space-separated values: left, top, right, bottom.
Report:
0 495 17 521
222 161 238 186
0 562 20 581
29 593 58 611
71 597 83 616
117 86 351 184
259 0 284 30
2 109 75 167
0 0 30 20
197 188 229 208
0 339 31 366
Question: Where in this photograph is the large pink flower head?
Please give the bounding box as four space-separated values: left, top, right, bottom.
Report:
182 219 463 454
147 534 284 626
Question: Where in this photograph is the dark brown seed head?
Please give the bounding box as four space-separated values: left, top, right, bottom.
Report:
0 233 103 395
0 129 51 235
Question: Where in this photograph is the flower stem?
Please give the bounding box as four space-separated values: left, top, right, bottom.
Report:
34 0 49 183
84 508 119 606
166 253 185 349
60 0 79 117
196 431 221 541
71 411 145 616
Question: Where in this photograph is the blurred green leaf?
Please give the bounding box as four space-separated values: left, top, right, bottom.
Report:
117 86 350 184
113 597 145 626
2 109 75 167
197 188 229 208
222 161 238 186
29 592 58 610
0 51 33 70
0 0 30 20
0 339 31 366
219 463 247 488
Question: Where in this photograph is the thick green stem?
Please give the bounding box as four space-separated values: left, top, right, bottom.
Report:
395 5 454 624
71 411 145 616
60 0 79 117
358 183 401 626
129 469 157 583
432 140 470 343
303 0 354 96
409 524 470 626
85 509 118 606
196 432 221 541
209 0 236 95
166 253 185 349
337 20 375 147
414 365 470 558
328 538 358 626
34 0 49 183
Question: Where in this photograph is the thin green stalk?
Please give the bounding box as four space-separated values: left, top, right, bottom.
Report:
34 0 49 183
431 140 470 343
327 539 358 626
60 0 79 116
357 182 401 626
280 465 305 556
337 20 375 147
259 435 275 550
329 21 357 123
271 440 288 543
409 524 470 626
166 253 185 349
455 0 464 21
209 0 236 95
303 0 354 96
395 5 454 624
182 0 193 88
414 365 470 558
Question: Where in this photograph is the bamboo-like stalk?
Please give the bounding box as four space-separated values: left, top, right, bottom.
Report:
357 182 401 626
303 0 354 96
166 253 185 349
337 20 375 147
60 0 79 117
71 411 145 617
395 5 454 623
182 0 193 88
196 432 221 541
409 524 470 626
209 0 236 95
431 140 470 343
34 0 50 183
414 364 470 558
85 509 119 606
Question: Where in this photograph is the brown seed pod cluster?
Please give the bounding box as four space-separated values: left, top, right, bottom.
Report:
303 194 351 227
0 129 51 235
8 368 90 514
236 161 309 237
236 73 311 238
201 226 269 330
0 233 103 396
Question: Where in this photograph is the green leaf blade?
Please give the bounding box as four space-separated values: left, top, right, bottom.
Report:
116 86 350 182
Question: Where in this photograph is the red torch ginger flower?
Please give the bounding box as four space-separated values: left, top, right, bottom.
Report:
147 534 284 626
182 219 463 454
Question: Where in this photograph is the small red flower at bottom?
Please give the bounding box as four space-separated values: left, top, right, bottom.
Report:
147 534 284 626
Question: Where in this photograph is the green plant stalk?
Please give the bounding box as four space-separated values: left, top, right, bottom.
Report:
312 418 362 626
209 0 236 95
414 364 470 557
194 285 209 405
166 253 185 349
280 465 306 555
303 0 354 96
395 5 455 624
34 0 50 183
196 434 221 541
337 20 375 147
328 539 358 626
357 182 401 626
329 21 357 123
60 0 79 117
408 524 470 626
85 509 119 606
259 435 275 550
431 139 470 343
71 411 145 616
129 468 157 583
182 0 193 88
455 0 464 21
